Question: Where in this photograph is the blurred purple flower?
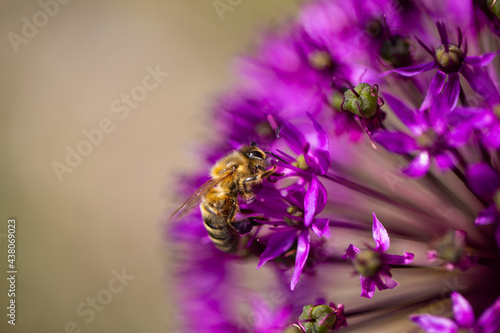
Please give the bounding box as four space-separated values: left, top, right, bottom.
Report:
411 292 500 333
467 163 500 226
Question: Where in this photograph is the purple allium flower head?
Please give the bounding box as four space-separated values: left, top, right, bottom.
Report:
342 213 414 298
411 292 500 333
168 0 500 331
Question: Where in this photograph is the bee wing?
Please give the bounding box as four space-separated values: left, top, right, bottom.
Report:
167 173 230 222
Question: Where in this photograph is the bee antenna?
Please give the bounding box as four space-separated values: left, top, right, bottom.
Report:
264 150 288 163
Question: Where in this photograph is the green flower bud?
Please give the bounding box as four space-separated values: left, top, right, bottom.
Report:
379 36 412 68
354 249 381 277
299 304 337 333
436 230 465 263
329 92 345 111
342 83 379 118
487 0 500 19
435 44 464 73
283 325 304 333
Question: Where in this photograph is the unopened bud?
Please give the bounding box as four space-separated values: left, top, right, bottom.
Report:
342 83 379 118
487 0 500 19
299 304 337 333
436 230 465 263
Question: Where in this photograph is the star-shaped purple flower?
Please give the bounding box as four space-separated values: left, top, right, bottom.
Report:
374 93 457 177
342 213 414 298
388 21 497 111
255 180 329 291
411 292 500 333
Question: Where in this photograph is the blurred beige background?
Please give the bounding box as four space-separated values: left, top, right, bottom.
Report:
0 1 299 332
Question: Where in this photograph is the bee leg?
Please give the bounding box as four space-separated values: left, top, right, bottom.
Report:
267 172 284 183
231 216 268 235
245 194 256 204
248 216 268 225
260 165 277 179
231 218 253 235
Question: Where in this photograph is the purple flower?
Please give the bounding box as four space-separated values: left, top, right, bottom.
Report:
267 112 331 176
255 180 329 291
411 292 500 333
389 21 497 111
374 93 457 177
467 163 500 226
427 230 474 271
342 213 414 298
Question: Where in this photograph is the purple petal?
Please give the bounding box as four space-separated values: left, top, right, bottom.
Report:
359 275 376 298
372 213 390 252
460 64 487 96
381 252 414 265
483 123 500 148
307 112 329 150
410 314 458 333
466 163 500 198
315 149 331 175
257 230 298 269
443 72 460 110
475 205 498 225
290 230 310 290
383 93 425 135
315 178 328 213
450 292 474 328
311 218 330 238
403 151 430 178
464 52 498 67
304 177 319 227
448 106 494 128
388 61 435 77
305 149 331 175
434 152 455 170
427 250 438 262
342 244 360 260
267 114 305 155
447 124 473 147
377 272 399 289
420 71 446 111
373 131 419 154
476 296 500 333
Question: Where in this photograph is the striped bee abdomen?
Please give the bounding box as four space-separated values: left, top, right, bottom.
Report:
201 198 239 253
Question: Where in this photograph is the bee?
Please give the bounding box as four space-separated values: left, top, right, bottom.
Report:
169 144 276 252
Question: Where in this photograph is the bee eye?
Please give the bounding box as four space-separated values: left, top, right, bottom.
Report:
248 150 265 159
